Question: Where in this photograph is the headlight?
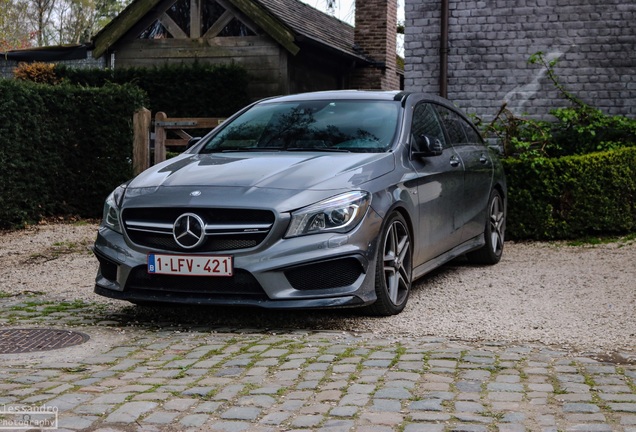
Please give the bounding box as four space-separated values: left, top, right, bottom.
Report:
102 184 126 233
286 191 371 238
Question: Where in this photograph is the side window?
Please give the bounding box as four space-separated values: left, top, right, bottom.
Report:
461 122 484 145
411 103 448 149
435 105 469 146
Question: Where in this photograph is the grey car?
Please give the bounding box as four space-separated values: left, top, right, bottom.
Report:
93 90 506 316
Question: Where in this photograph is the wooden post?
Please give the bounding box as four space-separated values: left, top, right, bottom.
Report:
154 111 168 165
133 107 151 175
191 0 201 38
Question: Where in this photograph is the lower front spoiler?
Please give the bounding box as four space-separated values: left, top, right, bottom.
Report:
94 285 369 310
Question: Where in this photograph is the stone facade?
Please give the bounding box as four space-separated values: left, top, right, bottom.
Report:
0 51 106 79
351 0 401 90
404 0 636 121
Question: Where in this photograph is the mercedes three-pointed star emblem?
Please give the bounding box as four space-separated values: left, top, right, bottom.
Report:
173 213 206 249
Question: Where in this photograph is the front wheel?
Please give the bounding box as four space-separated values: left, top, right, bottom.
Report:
467 189 505 265
366 212 412 316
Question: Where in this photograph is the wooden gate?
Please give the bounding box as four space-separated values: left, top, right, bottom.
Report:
132 109 225 175
153 111 225 164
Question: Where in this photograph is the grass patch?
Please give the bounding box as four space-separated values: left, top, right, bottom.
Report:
566 232 636 247
483 410 505 420
389 345 407 368
40 300 91 315
25 237 93 263
7 299 103 320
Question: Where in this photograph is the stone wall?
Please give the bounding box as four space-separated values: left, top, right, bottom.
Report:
404 0 636 121
0 51 105 79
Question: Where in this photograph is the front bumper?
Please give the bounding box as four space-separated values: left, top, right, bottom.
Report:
92 211 383 309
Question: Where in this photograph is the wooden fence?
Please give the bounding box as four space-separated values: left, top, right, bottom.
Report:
133 109 225 175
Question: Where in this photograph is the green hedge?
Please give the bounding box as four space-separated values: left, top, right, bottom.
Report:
503 147 636 240
55 63 250 117
0 80 146 228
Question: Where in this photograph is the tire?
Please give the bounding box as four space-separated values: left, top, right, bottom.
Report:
467 189 505 265
366 212 412 316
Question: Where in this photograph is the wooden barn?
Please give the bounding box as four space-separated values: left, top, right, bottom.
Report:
91 0 401 100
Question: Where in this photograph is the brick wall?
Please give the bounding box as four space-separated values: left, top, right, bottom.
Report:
351 0 401 90
404 0 636 121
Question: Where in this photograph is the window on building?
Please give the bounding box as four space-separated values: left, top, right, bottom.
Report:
139 0 256 39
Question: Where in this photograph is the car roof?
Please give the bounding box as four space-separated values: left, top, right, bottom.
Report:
259 90 408 103
256 91 462 112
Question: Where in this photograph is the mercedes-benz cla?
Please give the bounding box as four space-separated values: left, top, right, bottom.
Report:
93 90 506 315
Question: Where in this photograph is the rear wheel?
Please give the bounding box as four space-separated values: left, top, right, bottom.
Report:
367 212 412 316
467 189 505 265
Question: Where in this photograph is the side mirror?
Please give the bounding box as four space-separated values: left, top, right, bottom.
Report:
187 137 202 150
412 134 443 158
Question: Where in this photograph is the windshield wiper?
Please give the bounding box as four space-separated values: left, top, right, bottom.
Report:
220 147 282 152
286 147 351 153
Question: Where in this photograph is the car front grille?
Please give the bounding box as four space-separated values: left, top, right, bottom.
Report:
125 266 269 300
284 258 364 291
122 207 276 252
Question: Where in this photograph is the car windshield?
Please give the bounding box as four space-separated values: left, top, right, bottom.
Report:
199 99 400 153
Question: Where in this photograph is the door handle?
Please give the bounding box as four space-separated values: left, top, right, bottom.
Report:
479 154 489 164
450 156 460 167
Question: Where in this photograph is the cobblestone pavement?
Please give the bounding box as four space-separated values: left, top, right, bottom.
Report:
0 296 635 432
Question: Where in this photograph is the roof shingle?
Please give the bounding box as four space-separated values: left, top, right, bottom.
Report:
254 0 362 59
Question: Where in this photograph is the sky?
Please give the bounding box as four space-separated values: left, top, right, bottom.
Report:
298 0 405 56
298 0 405 25
299 0 356 24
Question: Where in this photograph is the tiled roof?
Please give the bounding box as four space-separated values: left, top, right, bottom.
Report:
254 0 363 60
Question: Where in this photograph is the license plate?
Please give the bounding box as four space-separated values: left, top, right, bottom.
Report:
148 253 233 276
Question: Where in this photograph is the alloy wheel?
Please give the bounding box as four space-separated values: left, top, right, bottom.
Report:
382 218 411 306
489 193 505 255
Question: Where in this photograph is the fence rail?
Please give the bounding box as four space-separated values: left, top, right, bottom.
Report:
133 109 225 175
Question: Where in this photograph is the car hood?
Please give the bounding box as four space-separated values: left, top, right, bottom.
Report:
129 152 394 191
122 152 396 211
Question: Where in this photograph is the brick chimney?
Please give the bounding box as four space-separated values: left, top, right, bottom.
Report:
351 0 399 90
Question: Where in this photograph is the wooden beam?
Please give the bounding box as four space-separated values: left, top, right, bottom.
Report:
160 13 188 39
92 0 165 58
216 0 259 35
119 0 177 42
203 10 234 38
190 0 201 38
226 0 299 55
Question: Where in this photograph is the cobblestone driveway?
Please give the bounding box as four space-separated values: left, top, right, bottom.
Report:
0 297 635 432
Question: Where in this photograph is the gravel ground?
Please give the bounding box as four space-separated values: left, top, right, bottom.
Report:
1 221 634 356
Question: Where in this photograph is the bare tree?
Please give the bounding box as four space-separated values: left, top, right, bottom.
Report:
0 0 34 49
5 0 127 47
57 0 98 44
26 0 58 45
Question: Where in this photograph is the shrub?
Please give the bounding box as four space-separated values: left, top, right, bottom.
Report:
503 147 636 240
0 79 146 228
55 62 251 117
13 62 61 85
476 53 636 240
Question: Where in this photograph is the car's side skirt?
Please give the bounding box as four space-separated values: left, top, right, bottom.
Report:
412 234 485 281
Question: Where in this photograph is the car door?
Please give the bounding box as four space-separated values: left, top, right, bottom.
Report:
407 102 465 265
434 105 494 242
